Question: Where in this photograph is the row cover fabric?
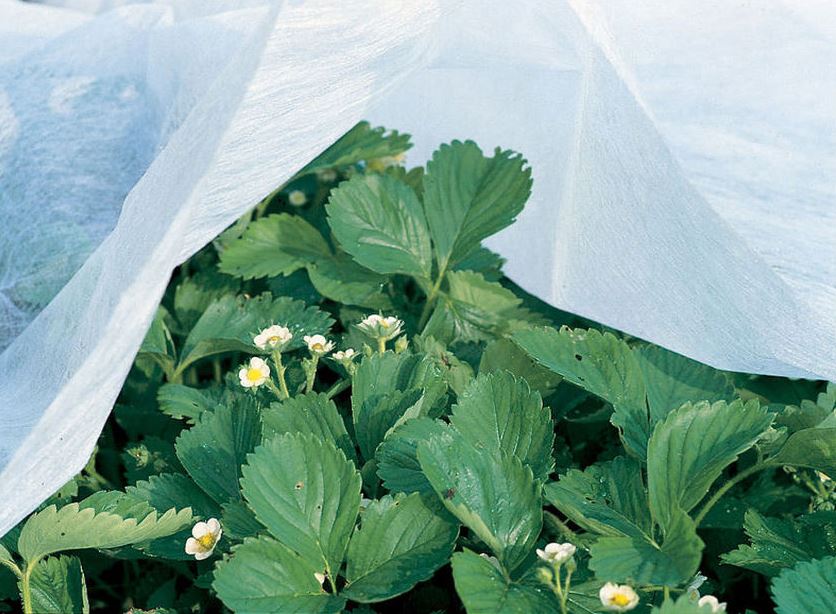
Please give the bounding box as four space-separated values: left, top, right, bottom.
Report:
0 0 833 535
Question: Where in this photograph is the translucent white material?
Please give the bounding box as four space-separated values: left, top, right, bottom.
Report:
0 0 833 535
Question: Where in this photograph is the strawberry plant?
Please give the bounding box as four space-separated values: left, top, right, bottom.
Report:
1 122 834 613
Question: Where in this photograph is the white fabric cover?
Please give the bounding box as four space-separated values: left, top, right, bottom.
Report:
0 0 833 535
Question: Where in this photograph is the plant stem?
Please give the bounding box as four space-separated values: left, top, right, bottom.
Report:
417 266 447 330
21 561 35 614
694 463 769 527
377 337 387 354
306 356 320 393
544 511 578 541
325 378 351 399
272 351 290 399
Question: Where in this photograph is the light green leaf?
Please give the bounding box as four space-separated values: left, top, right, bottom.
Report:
300 121 410 175
770 427 836 475
418 430 542 572
479 338 561 397
262 392 357 463
156 383 219 422
771 556 836 614
722 510 836 576
543 457 651 538
326 173 432 280
27 555 89 614
376 418 448 494
175 401 262 504
423 141 531 268
138 307 176 374
647 399 773 527
218 214 331 280
451 549 558 614
172 270 240 332
241 433 361 576
450 371 554 481
178 293 333 373
425 271 527 344
512 326 650 458
651 594 714 613
589 509 704 586
18 500 191 562
213 536 346 613
307 252 392 310
343 493 458 602
635 345 734 422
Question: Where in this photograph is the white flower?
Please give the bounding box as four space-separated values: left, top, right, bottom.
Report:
599 583 639 612
314 572 326 587
367 152 406 172
288 190 307 207
479 552 502 570
184 518 222 560
304 334 334 356
253 324 292 350
536 542 576 565
333 348 357 362
238 356 270 388
698 595 727 612
317 168 337 183
817 470 831 483
358 314 404 340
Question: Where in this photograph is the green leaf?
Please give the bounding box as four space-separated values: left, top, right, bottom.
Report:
326 173 432 280
18 500 191 562
175 401 263 504
770 427 836 475
127 473 218 518
647 399 773 527
450 371 554 481
418 430 542 572
218 214 331 280
178 293 333 373
351 352 447 459
221 500 264 541
451 549 558 614
262 392 357 463
27 555 88 614
343 493 458 602
425 271 528 344
300 121 411 175
173 270 240 332
213 536 346 613
479 338 561 397
453 245 506 281
423 141 531 268
651 594 714 613
241 433 361 576
771 556 836 614
138 307 176 374
512 326 650 458
376 418 448 494
722 510 836 576
635 345 734 422
589 509 704 586
156 384 219 422
307 252 392 310
543 457 651 538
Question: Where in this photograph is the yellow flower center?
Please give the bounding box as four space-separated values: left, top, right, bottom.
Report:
197 533 215 550
312 343 324 352
610 593 631 607
269 336 281 344
246 368 263 382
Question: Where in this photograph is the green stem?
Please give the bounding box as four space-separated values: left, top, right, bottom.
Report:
21 560 36 614
212 358 222 383
325 378 351 400
417 266 447 330
551 568 568 614
272 351 290 399
306 356 320 393
694 463 769 527
377 337 387 354
663 586 670 601
544 511 578 541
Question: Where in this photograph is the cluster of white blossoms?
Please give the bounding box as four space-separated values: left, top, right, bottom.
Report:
698 595 727 612
185 518 222 560
358 314 404 341
536 542 576 566
304 334 335 356
253 324 292 351
599 582 639 612
332 348 356 362
238 356 270 388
